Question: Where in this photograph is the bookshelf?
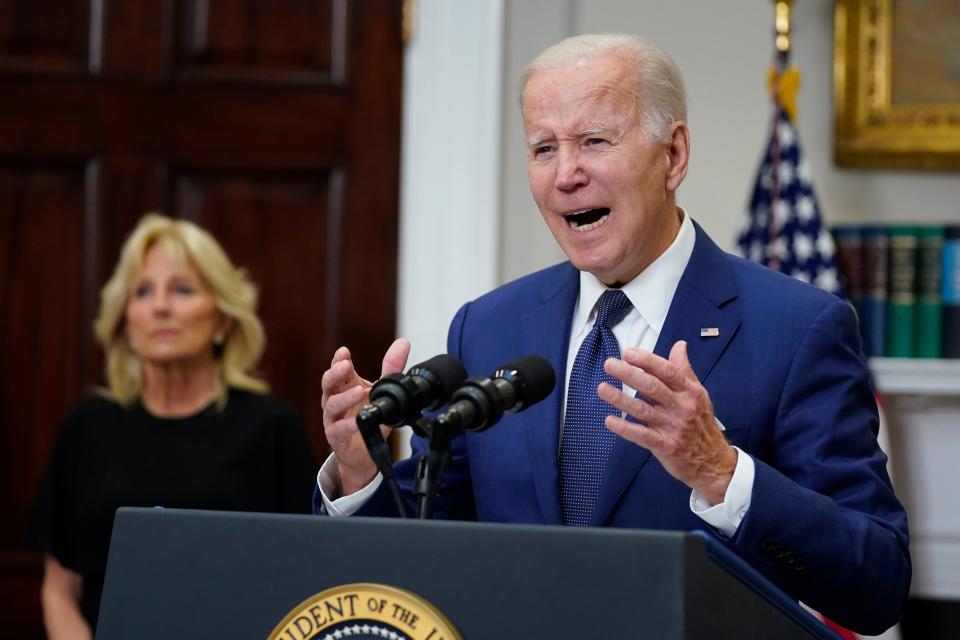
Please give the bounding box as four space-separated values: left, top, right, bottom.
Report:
871 358 960 395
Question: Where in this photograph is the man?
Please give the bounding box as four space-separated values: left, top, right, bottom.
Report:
318 34 909 635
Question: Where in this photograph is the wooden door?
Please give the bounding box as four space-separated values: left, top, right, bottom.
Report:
0 1 403 635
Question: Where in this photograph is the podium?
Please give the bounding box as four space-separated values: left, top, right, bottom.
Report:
97 507 839 639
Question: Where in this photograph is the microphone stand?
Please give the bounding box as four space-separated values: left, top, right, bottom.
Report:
356 411 408 519
412 414 457 519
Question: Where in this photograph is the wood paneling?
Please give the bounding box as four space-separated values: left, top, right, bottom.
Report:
0 0 402 635
0 0 93 73
172 0 343 81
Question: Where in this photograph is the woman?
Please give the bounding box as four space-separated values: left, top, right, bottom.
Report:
29 214 317 638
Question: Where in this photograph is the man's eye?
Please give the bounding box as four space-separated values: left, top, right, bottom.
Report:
585 138 607 147
534 145 554 157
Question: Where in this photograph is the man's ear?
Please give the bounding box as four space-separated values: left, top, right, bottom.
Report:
665 121 690 193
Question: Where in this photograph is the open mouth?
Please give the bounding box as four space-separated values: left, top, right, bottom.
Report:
565 208 610 232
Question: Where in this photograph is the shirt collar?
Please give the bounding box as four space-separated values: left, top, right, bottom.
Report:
573 209 696 334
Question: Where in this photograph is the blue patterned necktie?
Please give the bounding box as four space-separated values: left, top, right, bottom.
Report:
559 289 633 526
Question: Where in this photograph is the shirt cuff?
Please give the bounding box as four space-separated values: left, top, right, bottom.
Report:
689 446 755 538
316 453 383 517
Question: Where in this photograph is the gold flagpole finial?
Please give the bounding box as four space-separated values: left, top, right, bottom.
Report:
774 0 793 53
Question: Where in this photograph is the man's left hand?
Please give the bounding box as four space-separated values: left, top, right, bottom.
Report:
598 340 737 505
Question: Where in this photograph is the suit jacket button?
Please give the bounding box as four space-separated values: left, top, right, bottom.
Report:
793 558 804 572
761 537 776 552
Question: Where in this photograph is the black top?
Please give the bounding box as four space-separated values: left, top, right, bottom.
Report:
27 389 318 627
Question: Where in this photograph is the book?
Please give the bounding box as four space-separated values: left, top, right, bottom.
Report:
943 226 960 358
886 226 918 358
915 226 944 358
861 226 888 358
833 225 867 350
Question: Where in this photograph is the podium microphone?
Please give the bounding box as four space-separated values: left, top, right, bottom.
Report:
356 354 467 517
415 355 556 519
434 354 556 434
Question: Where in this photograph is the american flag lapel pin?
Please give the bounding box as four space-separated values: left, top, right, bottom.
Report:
700 327 720 337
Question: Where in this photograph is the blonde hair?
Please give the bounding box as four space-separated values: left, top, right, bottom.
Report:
94 213 268 406
521 33 687 144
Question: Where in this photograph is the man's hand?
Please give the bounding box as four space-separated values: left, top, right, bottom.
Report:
597 340 737 505
321 338 411 495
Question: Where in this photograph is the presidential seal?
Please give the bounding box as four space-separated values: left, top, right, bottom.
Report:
269 583 462 640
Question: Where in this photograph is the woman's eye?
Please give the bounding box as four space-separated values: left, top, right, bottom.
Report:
133 284 151 299
174 284 194 295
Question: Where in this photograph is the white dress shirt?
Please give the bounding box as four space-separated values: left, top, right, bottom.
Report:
319 210 754 536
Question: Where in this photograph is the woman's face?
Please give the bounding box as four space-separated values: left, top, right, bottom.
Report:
125 244 226 368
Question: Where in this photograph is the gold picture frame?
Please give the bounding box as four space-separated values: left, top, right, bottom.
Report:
834 0 960 169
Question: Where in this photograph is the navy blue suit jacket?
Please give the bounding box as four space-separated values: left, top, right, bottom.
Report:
340 222 910 633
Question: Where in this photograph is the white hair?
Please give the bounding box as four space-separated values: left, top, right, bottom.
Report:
520 33 687 143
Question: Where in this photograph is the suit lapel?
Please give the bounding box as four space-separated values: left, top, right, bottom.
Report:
593 222 741 525
521 264 579 525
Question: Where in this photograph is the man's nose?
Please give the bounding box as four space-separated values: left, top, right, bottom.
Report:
553 147 587 191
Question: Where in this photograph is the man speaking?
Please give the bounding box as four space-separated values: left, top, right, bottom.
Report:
316 33 909 635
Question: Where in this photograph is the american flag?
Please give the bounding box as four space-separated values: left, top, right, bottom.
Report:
737 104 844 298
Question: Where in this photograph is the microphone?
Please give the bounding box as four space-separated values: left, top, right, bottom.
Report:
358 354 468 429
355 354 467 517
413 355 556 519
434 355 556 435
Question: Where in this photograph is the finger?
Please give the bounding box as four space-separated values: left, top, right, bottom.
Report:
604 414 666 451
603 357 678 410
381 338 411 378
622 346 686 391
668 340 696 380
331 345 352 367
324 385 369 423
597 381 664 425
322 359 357 395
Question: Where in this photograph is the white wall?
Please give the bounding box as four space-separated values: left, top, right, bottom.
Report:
398 0 504 367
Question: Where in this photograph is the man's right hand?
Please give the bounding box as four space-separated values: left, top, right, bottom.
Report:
320 338 411 496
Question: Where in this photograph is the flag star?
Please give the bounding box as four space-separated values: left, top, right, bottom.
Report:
773 199 791 226
361 625 371 634
352 625 362 634
750 240 765 262
798 159 812 182
815 267 841 292
754 209 769 228
796 196 815 221
791 268 811 283
816 228 836 258
332 630 344 639
794 233 814 262
777 120 796 148
777 160 795 185
752 202 769 227
760 167 773 189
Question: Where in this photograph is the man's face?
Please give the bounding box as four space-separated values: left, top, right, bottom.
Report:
522 53 685 285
